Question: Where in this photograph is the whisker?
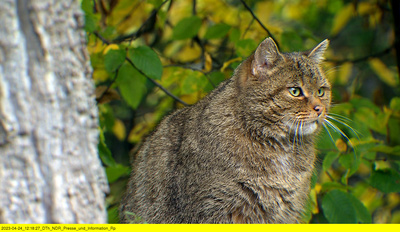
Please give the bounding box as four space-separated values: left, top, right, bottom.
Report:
326 115 360 140
327 113 353 123
322 122 336 146
293 117 300 150
324 118 357 157
299 120 306 153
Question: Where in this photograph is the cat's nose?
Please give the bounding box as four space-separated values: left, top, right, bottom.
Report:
313 105 324 116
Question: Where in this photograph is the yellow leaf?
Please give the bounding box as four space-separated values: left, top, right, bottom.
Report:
309 188 319 214
283 3 306 20
87 39 107 54
255 1 274 24
368 58 398 87
112 119 126 141
357 2 375 15
331 4 354 36
359 188 378 209
338 62 353 84
203 52 212 72
103 44 120 54
314 183 322 194
180 93 202 106
93 69 109 82
388 193 400 208
128 121 153 143
176 43 202 62
357 2 381 27
220 57 242 72
95 86 120 104
198 0 239 25
322 62 337 82
336 138 347 152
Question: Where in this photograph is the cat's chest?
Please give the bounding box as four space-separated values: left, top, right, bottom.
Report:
237 143 314 189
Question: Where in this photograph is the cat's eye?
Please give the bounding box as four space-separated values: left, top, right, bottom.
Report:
317 88 325 97
288 87 302 97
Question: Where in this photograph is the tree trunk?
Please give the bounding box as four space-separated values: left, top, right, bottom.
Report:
0 0 108 223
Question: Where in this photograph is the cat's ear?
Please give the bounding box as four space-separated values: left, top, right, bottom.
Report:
308 39 329 63
252 37 281 76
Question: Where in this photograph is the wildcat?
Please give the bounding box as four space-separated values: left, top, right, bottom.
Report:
120 37 331 223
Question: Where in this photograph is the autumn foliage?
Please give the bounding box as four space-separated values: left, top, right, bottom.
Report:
82 0 400 223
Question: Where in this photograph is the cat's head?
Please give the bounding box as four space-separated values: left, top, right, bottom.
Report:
237 37 331 140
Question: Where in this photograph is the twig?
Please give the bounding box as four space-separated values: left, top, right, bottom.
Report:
325 171 334 182
240 0 279 49
325 45 394 65
96 66 121 104
192 0 196 15
242 18 254 39
126 57 189 106
92 31 189 106
93 31 111 45
112 0 170 43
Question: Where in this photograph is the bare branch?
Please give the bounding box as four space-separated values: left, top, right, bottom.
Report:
96 66 120 104
93 31 110 45
91 31 189 107
325 45 394 65
126 57 189 107
240 0 279 49
112 0 170 43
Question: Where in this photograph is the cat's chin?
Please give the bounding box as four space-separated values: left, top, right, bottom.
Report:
299 121 319 135
284 120 319 136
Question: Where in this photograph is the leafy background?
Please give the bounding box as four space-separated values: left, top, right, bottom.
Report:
82 0 400 223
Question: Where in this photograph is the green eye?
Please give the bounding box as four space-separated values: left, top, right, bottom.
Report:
289 87 302 97
317 88 325 97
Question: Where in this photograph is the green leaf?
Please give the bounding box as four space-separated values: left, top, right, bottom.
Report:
310 170 319 189
105 164 130 183
204 23 231 39
229 28 241 44
98 128 117 167
281 30 303 51
323 152 339 171
317 128 339 151
104 49 126 73
129 46 163 80
390 97 400 111
338 153 361 176
346 194 372 223
181 71 207 94
81 0 97 33
369 169 400 193
172 16 202 40
84 14 96 33
148 0 164 7
116 63 147 109
369 145 400 156
204 71 226 92
350 98 381 114
321 182 348 192
236 39 258 57
388 117 400 146
322 190 357 223
107 205 120 223
353 107 389 135
81 0 93 14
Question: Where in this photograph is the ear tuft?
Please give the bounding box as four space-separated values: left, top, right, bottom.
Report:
252 37 281 76
308 39 329 63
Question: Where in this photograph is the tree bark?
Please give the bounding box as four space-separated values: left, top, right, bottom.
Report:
0 0 108 223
